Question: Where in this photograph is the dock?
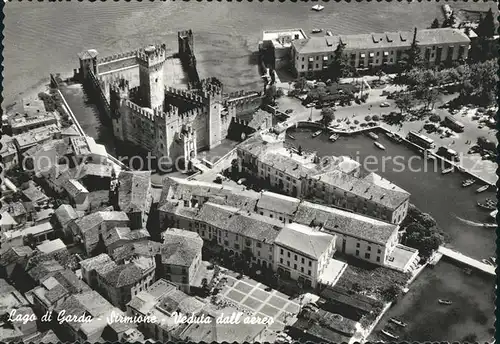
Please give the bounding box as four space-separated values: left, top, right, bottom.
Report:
437 246 495 276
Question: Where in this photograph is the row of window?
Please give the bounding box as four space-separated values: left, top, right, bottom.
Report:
279 258 312 276
279 248 313 267
355 242 382 254
355 250 381 263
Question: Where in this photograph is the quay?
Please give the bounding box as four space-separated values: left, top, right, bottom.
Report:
436 246 495 276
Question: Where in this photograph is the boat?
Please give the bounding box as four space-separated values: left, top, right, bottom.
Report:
477 200 496 211
287 134 296 140
374 142 386 150
367 132 379 140
482 259 493 266
476 185 489 193
489 257 496 265
312 130 322 138
389 318 407 327
490 209 497 219
462 179 475 187
312 28 323 34
329 134 339 142
311 4 325 11
381 330 399 340
441 167 454 174
438 299 452 305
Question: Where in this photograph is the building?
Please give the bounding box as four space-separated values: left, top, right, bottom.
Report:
53 204 80 239
69 136 108 165
62 179 90 211
237 133 410 224
290 28 471 77
0 246 33 280
1 135 19 170
114 171 153 229
13 124 61 153
8 99 57 135
79 253 156 311
0 279 36 342
273 223 337 288
158 228 203 293
1 212 17 232
103 227 150 254
69 211 130 255
2 222 55 247
126 278 205 341
260 29 308 69
35 238 67 254
78 31 261 169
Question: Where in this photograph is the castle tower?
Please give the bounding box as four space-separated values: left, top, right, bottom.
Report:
201 78 224 149
138 44 166 111
78 49 99 80
178 30 194 57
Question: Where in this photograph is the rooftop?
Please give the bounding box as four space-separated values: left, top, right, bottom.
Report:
54 204 79 227
80 253 113 272
275 222 336 260
118 171 152 213
36 239 66 254
74 211 129 234
103 263 145 288
160 228 203 267
14 124 60 149
294 201 398 245
3 222 53 241
62 179 89 198
257 191 301 215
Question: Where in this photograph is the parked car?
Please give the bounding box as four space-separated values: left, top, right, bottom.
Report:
285 109 294 114
380 102 390 107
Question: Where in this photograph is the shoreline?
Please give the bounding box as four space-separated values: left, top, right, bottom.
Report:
4 77 51 112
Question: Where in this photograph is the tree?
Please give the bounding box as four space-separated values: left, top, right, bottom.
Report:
376 68 385 82
394 92 415 115
298 145 303 155
23 234 37 249
320 107 335 127
381 284 401 302
294 77 307 92
476 8 495 39
403 29 423 71
430 18 440 29
327 42 351 82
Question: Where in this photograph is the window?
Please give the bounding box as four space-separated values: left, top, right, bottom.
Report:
301 267 304 273
356 250 359 256
280 258 283 264
376 256 381 262
365 253 371 259
308 270 311 276
315 64 319 68
234 243 240 249
294 264 297 269
280 248 284 255
257 242 262 248
377 248 381 254
367 246 371 251
356 243 360 248
301 65 304 70
308 261 312 267
287 261 290 267
301 257 305 264
287 252 291 258
294 255 297 261
302 57 304 61
270 214 273 218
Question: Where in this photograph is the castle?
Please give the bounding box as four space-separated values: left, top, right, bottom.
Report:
77 30 262 169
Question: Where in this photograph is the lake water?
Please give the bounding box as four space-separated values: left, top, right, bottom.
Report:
4 1 496 106
286 128 496 261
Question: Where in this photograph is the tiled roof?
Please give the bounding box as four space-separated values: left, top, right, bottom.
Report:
63 179 88 198
0 246 33 267
160 228 203 267
118 171 152 213
257 191 300 215
104 227 150 247
111 240 162 262
54 204 79 227
80 253 113 272
0 212 17 225
311 170 409 210
294 201 398 244
76 163 113 179
103 263 144 288
36 239 66 254
27 259 64 282
275 223 335 260
292 28 470 55
74 211 129 234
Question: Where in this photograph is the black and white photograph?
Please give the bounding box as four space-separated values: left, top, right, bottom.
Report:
0 1 498 343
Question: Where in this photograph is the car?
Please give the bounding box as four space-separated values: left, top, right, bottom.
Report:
380 102 390 107
305 103 315 108
315 104 323 109
237 178 247 185
285 109 294 114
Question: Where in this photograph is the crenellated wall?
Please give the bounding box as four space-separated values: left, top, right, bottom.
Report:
97 50 140 75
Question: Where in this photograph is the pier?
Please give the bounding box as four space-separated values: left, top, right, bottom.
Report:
437 246 495 276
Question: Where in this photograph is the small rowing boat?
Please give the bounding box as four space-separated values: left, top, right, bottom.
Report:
476 185 489 193
438 299 452 305
311 4 325 11
441 167 454 174
482 259 493 266
329 134 339 142
312 130 322 138
381 330 399 339
389 318 407 327
287 134 295 140
367 132 379 140
477 200 496 211
312 28 323 34
374 142 386 150
462 179 475 187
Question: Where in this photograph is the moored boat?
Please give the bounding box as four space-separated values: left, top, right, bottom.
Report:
312 28 323 33
482 259 493 266
381 330 399 339
329 134 339 142
441 167 454 174
489 257 496 265
462 179 475 187
476 185 489 193
374 142 386 150
438 299 452 305
477 200 496 211
311 4 325 11
312 130 322 138
367 132 379 140
389 318 407 327
490 209 497 219
287 134 296 140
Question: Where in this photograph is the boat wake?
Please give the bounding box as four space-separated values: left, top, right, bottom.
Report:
454 215 495 227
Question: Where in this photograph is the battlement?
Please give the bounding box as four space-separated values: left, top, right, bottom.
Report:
179 107 205 121
137 44 167 68
110 78 130 95
97 49 140 65
178 29 193 40
123 99 181 122
165 86 205 104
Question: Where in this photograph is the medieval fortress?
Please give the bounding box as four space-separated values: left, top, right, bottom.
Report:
76 30 261 167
